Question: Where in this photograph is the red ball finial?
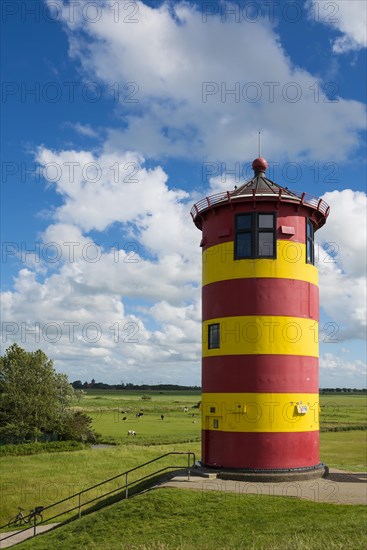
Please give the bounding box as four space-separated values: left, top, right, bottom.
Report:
252 157 268 173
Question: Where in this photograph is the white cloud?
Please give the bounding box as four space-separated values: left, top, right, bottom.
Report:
52 0 365 162
307 0 367 53
319 190 367 277
1 147 203 384
320 353 366 387
35 147 200 265
67 122 98 138
317 190 367 340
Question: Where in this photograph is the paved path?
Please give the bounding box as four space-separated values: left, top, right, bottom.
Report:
157 468 367 505
0 523 59 548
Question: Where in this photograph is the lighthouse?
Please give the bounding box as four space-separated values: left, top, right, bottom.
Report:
191 157 330 477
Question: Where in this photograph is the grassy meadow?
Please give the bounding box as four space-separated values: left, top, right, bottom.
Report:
73 390 367 445
14 489 367 550
0 391 365 548
76 389 202 445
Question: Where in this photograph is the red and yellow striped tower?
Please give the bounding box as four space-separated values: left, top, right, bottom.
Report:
191 158 330 476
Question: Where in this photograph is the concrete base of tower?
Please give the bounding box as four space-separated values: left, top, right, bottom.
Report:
194 462 328 482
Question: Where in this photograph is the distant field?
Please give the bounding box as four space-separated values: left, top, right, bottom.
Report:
71 390 366 445
320 394 366 430
73 389 201 445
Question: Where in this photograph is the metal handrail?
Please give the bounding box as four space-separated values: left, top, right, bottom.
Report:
0 451 195 543
190 189 329 220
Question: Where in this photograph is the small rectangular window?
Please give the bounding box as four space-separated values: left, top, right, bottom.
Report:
235 213 276 259
306 219 315 265
210 407 216 413
213 419 219 429
236 214 252 230
258 214 274 228
258 232 274 256
208 323 220 349
236 232 252 258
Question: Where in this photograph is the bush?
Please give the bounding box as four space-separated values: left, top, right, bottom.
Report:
0 440 85 456
320 424 367 432
59 411 100 443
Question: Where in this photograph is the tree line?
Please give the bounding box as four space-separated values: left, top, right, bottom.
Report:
319 388 366 393
74 380 365 393
72 380 201 391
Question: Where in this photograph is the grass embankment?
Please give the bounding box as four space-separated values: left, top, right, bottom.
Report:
0 443 199 527
15 488 367 550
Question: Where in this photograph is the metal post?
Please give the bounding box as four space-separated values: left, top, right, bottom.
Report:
125 473 128 499
188 453 191 481
33 516 36 537
78 493 82 519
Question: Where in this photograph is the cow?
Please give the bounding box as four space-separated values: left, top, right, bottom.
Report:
127 430 136 436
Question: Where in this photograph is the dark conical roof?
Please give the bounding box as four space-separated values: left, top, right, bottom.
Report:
190 157 330 230
230 171 300 201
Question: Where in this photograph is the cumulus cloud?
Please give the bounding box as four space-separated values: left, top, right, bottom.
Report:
307 0 367 53
35 147 200 261
51 0 365 163
1 258 202 384
317 190 367 340
1 146 203 384
320 353 366 387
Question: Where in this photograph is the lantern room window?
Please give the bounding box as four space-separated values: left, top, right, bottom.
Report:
235 213 276 259
306 219 315 265
208 323 220 349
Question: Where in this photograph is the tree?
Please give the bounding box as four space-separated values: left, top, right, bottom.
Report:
0 344 74 442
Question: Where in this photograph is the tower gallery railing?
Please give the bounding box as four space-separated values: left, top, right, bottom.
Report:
190 189 330 220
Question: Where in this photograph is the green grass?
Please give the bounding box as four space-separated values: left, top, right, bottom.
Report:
80 392 366 445
0 392 365 536
72 389 201 411
73 389 201 445
14 488 367 549
0 443 200 527
89 409 201 445
320 395 367 429
320 431 367 471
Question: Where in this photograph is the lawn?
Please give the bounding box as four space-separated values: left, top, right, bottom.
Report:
320 431 367 471
14 488 367 550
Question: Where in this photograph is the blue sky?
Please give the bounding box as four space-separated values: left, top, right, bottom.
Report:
1 0 366 387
